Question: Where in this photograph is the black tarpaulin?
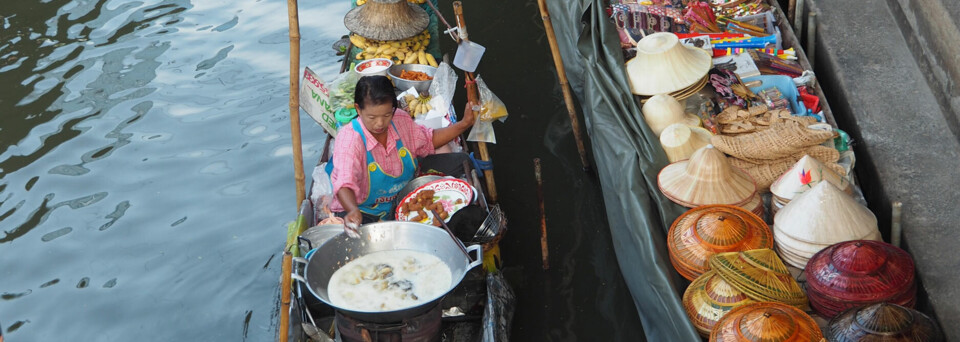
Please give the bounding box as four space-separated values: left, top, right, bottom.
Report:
545 0 701 340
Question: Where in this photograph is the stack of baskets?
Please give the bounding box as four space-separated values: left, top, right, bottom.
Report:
772 181 882 268
805 240 917 318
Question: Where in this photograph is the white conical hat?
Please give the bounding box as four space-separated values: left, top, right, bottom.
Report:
773 182 880 246
626 32 712 96
642 94 701 136
770 155 851 200
660 124 712 163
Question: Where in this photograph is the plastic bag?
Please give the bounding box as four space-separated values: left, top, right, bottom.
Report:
468 76 508 143
481 272 516 342
310 162 336 223
328 70 361 113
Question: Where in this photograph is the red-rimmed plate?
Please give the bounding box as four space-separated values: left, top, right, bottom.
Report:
395 178 474 223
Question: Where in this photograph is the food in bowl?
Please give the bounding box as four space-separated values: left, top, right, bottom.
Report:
355 58 392 76
327 249 452 312
398 69 433 81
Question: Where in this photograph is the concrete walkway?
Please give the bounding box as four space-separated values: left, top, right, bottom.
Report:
806 0 960 339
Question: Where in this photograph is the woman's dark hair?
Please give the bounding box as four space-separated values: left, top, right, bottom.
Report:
354 75 397 109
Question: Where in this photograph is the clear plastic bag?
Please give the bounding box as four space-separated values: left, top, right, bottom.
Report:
328 70 361 113
468 76 508 143
310 162 335 222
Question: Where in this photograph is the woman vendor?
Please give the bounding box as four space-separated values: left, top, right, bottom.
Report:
329 75 475 229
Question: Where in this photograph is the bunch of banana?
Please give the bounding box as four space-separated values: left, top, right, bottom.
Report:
349 31 438 67
356 0 424 5
404 94 432 117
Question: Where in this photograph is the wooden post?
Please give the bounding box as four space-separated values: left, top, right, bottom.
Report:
278 251 293 342
806 12 817 69
534 158 549 270
287 0 306 210
453 1 498 203
537 0 591 171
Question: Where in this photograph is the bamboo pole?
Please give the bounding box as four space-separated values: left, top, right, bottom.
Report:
453 1 498 203
287 0 306 210
278 251 293 342
280 0 304 340
537 0 591 171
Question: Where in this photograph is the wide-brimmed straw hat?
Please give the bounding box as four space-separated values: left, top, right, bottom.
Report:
344 0 429 41
626 32 712 96
658 145 757 208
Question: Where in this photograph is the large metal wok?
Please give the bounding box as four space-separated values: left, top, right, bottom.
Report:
291 221 482 323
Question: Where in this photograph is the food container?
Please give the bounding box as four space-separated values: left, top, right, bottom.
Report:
389 64 437 94
355 58 393 76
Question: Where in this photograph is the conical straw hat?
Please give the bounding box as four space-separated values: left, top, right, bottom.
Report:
773 228 883 268
660 124 712 163
709 249 808 309
642 94 702 136
773 182 880 246
711 302 824 342
770 155 852 201
658 145 757 208
344 0 429 41
626 32 712 96
827 303 942 342
683 270 757 337
668 205 772 280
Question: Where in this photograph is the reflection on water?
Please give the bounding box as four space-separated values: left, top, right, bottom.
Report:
1 0 645 340
1 0 345 340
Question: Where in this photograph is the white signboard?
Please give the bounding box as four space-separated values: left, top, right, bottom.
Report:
299 67 338 137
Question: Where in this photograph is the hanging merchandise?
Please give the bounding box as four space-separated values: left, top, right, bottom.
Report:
467 76 509 144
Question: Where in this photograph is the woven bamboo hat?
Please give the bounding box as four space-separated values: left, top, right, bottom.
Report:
772 182 882 268
344 0 429 41
805 240 916 318
660 124 713 163
827 303 942 342
658 145 757 208
626 32 712 96
683 270 757 337
710 302 824 342
668 205 773 280
642 94 702 136
709 249 808 309
770 155 851 201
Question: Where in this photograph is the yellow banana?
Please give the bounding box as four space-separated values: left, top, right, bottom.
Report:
425 53 438 67
404 52 418 64
395 51 405 61
383 46 398 55
355 52 364 60
376 44 389 54
418 50 427 65
364 46 377 54
350 35 367 49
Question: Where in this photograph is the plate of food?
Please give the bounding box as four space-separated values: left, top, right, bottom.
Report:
395 178 474 225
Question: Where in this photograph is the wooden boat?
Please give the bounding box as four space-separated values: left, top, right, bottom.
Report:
277 1 512 341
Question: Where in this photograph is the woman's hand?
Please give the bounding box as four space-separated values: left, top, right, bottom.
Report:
343 209 362 238
461 101 477 127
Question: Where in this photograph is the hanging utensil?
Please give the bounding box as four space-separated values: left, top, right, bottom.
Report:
432 209 471 260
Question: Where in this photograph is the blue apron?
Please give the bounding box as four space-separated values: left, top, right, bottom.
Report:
327 119 417 219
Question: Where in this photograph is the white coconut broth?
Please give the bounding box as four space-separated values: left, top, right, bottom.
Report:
327 250 453 312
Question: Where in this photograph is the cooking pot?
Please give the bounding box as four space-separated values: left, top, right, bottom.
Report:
291 221 483 323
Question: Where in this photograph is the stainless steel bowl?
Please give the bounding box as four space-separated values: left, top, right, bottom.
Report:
292 221 482 323
389 64 437 95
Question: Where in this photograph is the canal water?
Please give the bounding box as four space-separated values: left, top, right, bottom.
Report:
0 0 645 340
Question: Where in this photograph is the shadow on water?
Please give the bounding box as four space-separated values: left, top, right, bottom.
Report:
0 0 644 340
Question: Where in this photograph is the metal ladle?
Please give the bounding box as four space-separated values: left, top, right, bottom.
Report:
432 209 471 260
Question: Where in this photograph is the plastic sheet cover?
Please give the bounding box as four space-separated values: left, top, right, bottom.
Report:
545 1 701 340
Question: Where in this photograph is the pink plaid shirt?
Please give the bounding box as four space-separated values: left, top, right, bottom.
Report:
330 110 435 212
